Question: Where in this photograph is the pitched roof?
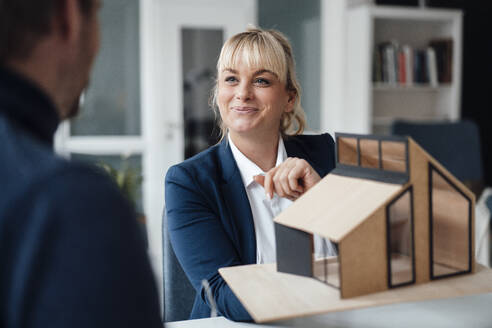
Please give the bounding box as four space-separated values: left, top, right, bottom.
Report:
274 174 403 242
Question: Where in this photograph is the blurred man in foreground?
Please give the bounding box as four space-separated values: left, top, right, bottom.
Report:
0 0 162 326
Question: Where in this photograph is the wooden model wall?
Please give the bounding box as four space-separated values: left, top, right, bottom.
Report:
338 205 387 298
409 139 475 282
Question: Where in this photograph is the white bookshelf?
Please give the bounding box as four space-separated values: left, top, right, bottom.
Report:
340 4 462 135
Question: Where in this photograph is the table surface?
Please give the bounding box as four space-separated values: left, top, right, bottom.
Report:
166 293 492 328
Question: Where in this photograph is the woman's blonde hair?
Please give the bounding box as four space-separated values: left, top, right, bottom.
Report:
211 27 306 140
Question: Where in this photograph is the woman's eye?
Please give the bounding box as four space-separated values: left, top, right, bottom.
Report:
224 76 238 83
254 78 270 86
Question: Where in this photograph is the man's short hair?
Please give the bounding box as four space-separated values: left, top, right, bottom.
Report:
0 0 94 63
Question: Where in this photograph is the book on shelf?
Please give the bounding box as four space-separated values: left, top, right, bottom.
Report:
427 48 438 87
385 42 397 84
373 38 453 87
373 48 382 83
398 50 406 84
402 45 413 85
375 40 399 85
429 38 453 83
414 49 428 84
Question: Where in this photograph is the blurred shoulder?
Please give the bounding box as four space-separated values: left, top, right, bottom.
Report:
2 158 137 244
45 160 133 216
0 117 130 220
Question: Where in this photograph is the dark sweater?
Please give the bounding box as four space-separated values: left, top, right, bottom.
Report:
0 67 162 327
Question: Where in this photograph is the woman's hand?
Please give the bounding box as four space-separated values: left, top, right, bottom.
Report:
253 157 321 201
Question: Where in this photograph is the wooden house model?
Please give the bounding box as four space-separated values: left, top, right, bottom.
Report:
219 133 492 323
275 133 474 298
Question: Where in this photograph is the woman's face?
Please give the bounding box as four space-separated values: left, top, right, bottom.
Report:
217 58 294 139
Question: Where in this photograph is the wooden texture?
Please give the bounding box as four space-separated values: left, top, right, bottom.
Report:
381 140 406 172
274 174 402 242
360 139 379 168
408 139 431 284
338 137 358 165
339 206 388 298
219 264 492 323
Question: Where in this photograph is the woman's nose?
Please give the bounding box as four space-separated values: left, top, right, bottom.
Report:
235 82 253 101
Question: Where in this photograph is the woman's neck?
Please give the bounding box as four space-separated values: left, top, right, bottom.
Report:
229 131 280 172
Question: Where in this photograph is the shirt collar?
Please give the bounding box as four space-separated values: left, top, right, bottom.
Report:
228 134 287 188
0 66 60 147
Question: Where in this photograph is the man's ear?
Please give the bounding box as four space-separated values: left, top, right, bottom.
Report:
54 0 82 44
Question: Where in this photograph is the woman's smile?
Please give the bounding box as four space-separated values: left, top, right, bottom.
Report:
231 106 258 114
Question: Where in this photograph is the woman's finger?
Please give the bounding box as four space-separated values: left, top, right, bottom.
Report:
274 159 298 198
264 168 278 199
262 157 321 200
253 174 265 187
287 164 305 193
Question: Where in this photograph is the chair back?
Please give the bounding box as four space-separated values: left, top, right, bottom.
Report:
391 120 483 183
162 208 196 322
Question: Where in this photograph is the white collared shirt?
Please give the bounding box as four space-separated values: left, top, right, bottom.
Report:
228 135 336 264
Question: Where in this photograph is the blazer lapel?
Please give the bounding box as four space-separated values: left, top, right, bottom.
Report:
218 140 257 264
284 136 324 176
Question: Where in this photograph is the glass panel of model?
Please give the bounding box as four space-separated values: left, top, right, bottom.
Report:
387 187 414 287
337 136 408 174
430 165 471 278
312 235 340 289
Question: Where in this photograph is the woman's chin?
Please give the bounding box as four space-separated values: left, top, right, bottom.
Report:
228 120 257 134
229 123 265 136
230 127 256 135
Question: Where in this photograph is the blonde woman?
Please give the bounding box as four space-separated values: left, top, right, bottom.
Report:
165 27 336 321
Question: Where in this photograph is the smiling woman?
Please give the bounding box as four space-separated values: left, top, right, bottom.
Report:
217 65 293 142
164 27 337 321
212 28 305 142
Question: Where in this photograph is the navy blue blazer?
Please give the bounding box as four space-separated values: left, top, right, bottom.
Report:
165 134 336 321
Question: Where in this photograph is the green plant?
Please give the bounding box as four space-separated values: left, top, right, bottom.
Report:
98 157 143 214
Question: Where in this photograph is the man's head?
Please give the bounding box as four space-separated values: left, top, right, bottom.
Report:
0 0 101 119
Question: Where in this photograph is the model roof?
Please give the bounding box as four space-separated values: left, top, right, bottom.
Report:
274 174 403 242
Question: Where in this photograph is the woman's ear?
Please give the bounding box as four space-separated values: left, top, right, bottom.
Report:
285 90 296 113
